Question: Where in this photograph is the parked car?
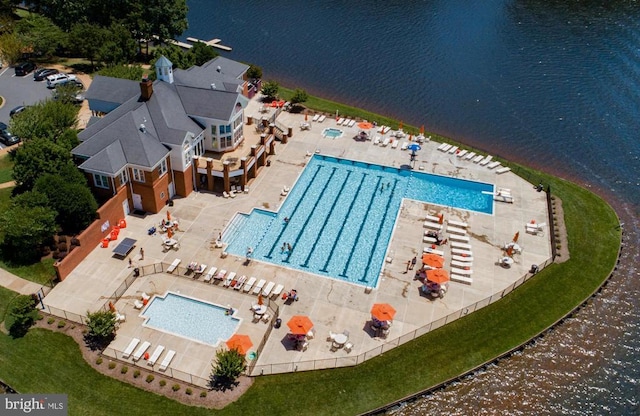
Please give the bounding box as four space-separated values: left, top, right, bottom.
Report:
9 105 26 118
33 67 59 81
0 123 20 146
57 78 84 90
46 73 76 88
14 62 36 76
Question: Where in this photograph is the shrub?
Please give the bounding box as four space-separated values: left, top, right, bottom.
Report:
185 388 192 395
5 294 38 338
84 310 116 350
57 320 66 328
36 314 44 320
58 235 67 243
159 380 166 387
95 357 103 365
108 362 116 369
120 366 128 374
71 237 80 246
133 370 140 378
172 384 180 392
200 391 207 398
209 348 246 391
47 317 55 324
146 374 154 383
58 242 68 252
52 250 60 259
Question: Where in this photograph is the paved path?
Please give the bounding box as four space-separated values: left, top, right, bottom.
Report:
0 268 44 295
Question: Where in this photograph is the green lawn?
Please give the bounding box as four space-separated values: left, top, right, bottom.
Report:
0 164 619 415
0 258 56 286
0 153 13 184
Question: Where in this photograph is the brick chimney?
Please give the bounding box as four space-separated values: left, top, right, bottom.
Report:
140 74 153 101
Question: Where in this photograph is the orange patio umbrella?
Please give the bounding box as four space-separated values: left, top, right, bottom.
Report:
357 121 374 129
257 294 263 306
426 269 450 284
304 110 308 121
420 125 425 134
167 227 173 238
513 231 520 243
398 121 403 130
370 303 396 321
438 213 444 224
287 315 314 335
167 210 171 221
226 334 253 355
422 253 444 269
506 245 514 257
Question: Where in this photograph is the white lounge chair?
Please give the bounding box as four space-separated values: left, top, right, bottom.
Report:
400 142 408 150
347 119 356 127
134 299 144 309
167 258 181 273
223 191 230 198
473 154 484 163
318 115 326 122
203 266 217 283
253 279 267 295
122 338 140 359
261 281 275 297
437 143 448 151
147 345 165 366
194 263 207 276
451 241 472 249
479 155 493 166
272 284 284 298
381 137 390 147
216 269 227 281
451 260 473 268
441 144 453 152
487 161 501 169
423 221 443 231
496 166 511 174
116 312 126 322
451 248 473 256
233 275 247 290
159 350 176 371
451 274 473 284
451 267 473 276
337 117 345 125
423 236 437 244
457 149 468 158
447 226 467 235
391 140 399 149
312 114 320 122
464 151 476 160
141 292 150 301
132 341 151 361
448 220 468 228
373 136 381 145
452 254 474 262
223 271 236 287
448 145 459 154
425 214 441 223
229 190 237 198
423 247 445 256
494 194 514 203
243 276 257 292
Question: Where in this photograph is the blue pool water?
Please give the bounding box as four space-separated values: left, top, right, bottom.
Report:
322 128 343 139
225 155 493 288
141 292 240 346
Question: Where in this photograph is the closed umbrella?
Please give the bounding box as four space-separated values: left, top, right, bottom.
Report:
398 121 403 130
513 231 520 243
167 227 173 239
422 253 444 269
287 315 314 335
167 211 171 221
420 125 425 134
426 269 450 284
370 303 396 321
226 334 253 355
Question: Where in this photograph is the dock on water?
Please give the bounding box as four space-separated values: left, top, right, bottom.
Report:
186 37 233 51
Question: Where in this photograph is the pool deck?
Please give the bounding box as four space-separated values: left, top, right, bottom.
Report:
43 95 551 385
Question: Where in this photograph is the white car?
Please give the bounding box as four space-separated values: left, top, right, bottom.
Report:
46 73 77 88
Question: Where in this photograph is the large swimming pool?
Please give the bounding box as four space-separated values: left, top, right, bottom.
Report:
224 155 493 288
141 292 240 346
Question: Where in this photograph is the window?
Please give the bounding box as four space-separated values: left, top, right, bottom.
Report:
118 169 128 186
93 173 109 189
132 168 145 183
159 159 167 176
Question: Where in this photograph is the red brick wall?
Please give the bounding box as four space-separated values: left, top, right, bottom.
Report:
54 186 129 281
174 165 193 197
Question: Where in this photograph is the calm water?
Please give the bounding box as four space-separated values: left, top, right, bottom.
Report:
186 1 639 414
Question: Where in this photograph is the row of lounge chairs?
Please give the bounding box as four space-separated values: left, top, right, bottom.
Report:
436 142 511 175
311 114 327 122
335 117 356 127
121 338 176 371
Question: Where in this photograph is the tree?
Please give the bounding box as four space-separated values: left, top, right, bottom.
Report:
35 174 97 234
261 80 279 100
0 0 20 17
246 65 262 81
15 14 65 59
0 204 57 264
290 88 309 105
189 41 217 66
68 23 106 70
84 310 116 349
152 44 193 70
10 100 79 145
0 32 24 65
143 0 188 44
98 22 137 66
4 295 37 338
209 348 246 391
97 64 145 81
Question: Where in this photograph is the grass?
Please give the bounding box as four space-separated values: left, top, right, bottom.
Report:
0 166 619 415
0 258 56 286
0 153 14 183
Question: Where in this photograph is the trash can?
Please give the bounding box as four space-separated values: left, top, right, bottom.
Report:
529 264 539 274
274 318 282 329
133 268 140 277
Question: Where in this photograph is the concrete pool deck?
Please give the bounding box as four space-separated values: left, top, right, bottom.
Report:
43 96 551 385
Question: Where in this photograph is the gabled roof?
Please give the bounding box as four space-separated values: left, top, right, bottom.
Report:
175 85 248 121
84 75 138 104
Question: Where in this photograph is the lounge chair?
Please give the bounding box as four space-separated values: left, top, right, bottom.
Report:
134 299 144 309
423 236 437 244
261 313 271 323
373 136 381 145
450 232 470 242
464 151 476 160
479 155 493 166
452 254 474 262
159 350 176 371
451 241 472 249
147 345 165 366
233 275 247 290
448 145 459 154
487 161 501 169
494 194 514 203
116 312 126 322
425 214 441 223
223 191 230 198
473 154 484 163
132 341 151 361
262 281 275 297
437 143 448 151
391 140 399 149
451 274 473 284
229 190 237 198
448 220 468 228
243 276 257 292
451 259 473 268
457 149 468 158
337 117 345 125
252 279 267 295
244 186 250 193
312 114 320 122
203 266 217 283
347 119 356 127
194 263 207 276
423 221 443 231
167 258 181 273
271 284 284 298
381 137 390 147
216 269 227 281
318 115 326 122
423 247 445 256
451 248 473 256
141 292 150 301
447 226 467 235
451 267 473 276
400 142 408 150
496 166 511 174
441 144 452 152
122 338 140 359
223 271 236 287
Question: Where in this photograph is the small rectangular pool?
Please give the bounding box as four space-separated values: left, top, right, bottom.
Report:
141 292 240 346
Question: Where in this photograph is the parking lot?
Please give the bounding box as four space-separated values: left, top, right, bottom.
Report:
0 65 61 148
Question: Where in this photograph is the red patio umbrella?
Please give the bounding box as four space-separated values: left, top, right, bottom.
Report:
287 315 314 335
398 121 403 130
513 231 520 243
426 269 450 284
370 303 396 321
420 125 425 134
422 253 444 269
226 334 253 355
167 210 171 221
167 227 173 238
